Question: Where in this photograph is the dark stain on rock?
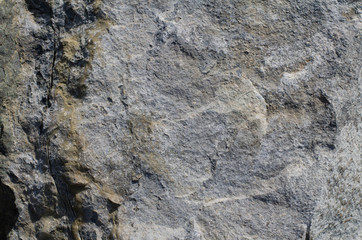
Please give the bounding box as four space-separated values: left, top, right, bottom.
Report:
25 0 52 22
64 2 83 31
0 122 10 156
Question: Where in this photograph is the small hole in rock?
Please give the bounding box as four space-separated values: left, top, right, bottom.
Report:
0 179 18 239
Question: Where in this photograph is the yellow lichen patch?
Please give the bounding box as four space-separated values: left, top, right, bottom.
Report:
54 83 92 188
95 183 123 206
109 211 121 239
71 218 82 240
84 18 112 68
55 9 112 99
128 114 170 178
54 85 83 140
36 216 69 240
61 35 81 62
48 2 120 237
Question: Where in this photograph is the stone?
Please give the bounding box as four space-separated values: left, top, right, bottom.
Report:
0 0 360 239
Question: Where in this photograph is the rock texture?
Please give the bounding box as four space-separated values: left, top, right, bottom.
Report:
0 0 361 239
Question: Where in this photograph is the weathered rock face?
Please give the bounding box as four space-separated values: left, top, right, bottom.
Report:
0 0 360 239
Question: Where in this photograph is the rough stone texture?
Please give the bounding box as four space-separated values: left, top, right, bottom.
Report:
0 0 361 239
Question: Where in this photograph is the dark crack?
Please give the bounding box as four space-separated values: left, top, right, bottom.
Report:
47 23 58 108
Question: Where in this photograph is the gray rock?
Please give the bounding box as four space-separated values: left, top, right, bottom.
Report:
0 0 360 239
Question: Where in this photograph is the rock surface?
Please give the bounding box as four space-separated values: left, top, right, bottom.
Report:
0 0 361 239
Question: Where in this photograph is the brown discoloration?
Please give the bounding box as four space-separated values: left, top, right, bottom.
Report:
48 2 114 238
128 114 169 178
